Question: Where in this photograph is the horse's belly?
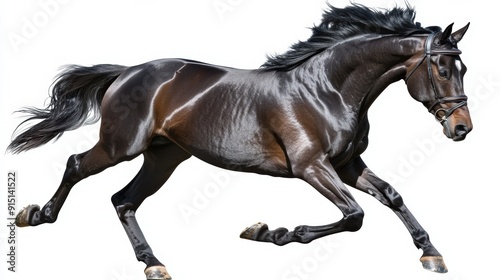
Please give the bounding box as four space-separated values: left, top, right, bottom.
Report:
166 120 290 176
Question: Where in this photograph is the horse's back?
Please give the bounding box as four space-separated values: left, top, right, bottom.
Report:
100 58 290 175
153 62 289 175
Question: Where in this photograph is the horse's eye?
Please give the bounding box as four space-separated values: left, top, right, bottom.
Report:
439 70 448 78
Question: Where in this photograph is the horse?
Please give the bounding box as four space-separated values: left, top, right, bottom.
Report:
9 4 472 280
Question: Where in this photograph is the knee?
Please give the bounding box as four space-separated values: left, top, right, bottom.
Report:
379 183 404 209
389 193 404 209
363 170 404 209
344 210 364 232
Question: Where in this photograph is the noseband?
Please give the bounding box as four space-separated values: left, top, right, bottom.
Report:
405 33 468 123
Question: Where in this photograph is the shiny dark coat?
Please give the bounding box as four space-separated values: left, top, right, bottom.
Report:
10 4 472 278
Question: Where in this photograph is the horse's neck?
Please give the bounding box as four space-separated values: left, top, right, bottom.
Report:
304 35 420 117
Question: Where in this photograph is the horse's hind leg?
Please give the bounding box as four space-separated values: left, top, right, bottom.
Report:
15 139 142 227
337 157 447 273
111 142 190 280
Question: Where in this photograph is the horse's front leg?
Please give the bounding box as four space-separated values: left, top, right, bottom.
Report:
241 156 364 245
337 156 448 273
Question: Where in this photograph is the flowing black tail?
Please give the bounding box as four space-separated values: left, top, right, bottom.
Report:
8 64 128 154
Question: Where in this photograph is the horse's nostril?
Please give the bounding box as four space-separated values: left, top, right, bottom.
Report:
455 124 468 137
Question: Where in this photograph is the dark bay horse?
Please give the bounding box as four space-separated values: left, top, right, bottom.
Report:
9 5 472 279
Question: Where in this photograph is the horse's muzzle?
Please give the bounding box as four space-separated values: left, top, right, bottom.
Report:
453 124 470 141
443 121 472 141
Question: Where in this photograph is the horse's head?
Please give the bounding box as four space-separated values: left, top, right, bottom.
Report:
405 23 472 141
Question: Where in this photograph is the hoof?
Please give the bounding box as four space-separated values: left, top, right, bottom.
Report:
145 266 171 280
240 222 267 240
16 204 40 227
420 256 448 273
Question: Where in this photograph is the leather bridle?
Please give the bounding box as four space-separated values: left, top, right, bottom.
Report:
405 33 468 123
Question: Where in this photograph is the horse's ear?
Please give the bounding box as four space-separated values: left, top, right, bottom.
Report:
451 23 470 43
439 23 454 44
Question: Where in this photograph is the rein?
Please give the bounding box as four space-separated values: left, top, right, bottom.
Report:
405 33 468 123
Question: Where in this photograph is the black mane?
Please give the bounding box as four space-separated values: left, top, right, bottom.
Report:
261 4 437 71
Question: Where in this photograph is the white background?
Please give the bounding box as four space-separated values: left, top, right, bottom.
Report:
1 0 499 280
